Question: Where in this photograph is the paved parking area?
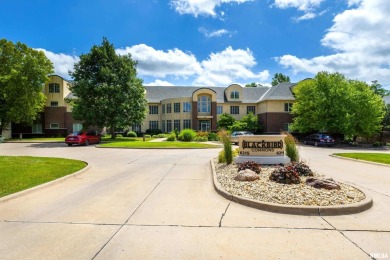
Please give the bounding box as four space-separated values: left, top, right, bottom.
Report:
0 143 389 259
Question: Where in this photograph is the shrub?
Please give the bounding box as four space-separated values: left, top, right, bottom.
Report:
269 165 301 184
144 134 151 138
178 129 196 142
146 128 162 135
196 131 209 138
194 136 208 142
127 131 137 137
157 134 167 138
219 130 233 164
218 150 226 163
289 162 313 176
116 134 123 138
238 161 261 174
373 142 381 147
166 132 176 141
282 131 299 162
218 148 239 163
208 132 219 141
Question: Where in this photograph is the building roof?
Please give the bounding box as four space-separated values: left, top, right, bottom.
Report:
260 82 296 101
144 83 294 103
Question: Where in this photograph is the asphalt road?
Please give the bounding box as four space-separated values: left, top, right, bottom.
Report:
0 143 389 259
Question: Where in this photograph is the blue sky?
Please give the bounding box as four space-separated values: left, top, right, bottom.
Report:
1 0 389 89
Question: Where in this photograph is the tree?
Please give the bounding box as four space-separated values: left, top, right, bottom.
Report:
271 73 290 86
239 112 259 132
291 72 385 141
217 113 236 130
370 80 389 98
0 39 53 136
69 38 147 138
245 82 257 87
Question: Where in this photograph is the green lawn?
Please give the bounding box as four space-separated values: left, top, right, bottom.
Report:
0 156 87 198
333 153 390 165
99 140 220 149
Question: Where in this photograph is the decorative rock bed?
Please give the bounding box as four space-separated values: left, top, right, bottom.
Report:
213 159 370 210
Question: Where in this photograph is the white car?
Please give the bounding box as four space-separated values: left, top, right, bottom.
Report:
230 131 254 144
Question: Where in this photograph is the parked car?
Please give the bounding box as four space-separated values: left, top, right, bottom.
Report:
65 131 101 146
303 133 335 147
230 131 254 144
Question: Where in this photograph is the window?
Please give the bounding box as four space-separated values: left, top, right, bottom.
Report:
183 119 191 129
167 103 172 113
162 120 165 133
283 123 292 132
217 105 223 114
149 121 159 130
183 102 191 112
284 103 293 112
49 83 60 93
132 124 141 132
230 91 239 99
198 95 211 113
230 106 239 115
162 104 165 114
174 102 180 113
247 106 256 114
50 123 59 129
174 120 180 131
51 101 58 107
73 123 83 133
166 120 172 132
32 124 42 133
149 105 159 114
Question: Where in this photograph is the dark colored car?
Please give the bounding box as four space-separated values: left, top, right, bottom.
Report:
230 131 254 144
303 133 335 147
65 131 101 146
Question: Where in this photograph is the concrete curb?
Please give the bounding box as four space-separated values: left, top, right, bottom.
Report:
210 159 373 216
330 154 390 168
0 163 91 203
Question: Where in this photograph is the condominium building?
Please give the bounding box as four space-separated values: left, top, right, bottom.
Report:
11 75 295 137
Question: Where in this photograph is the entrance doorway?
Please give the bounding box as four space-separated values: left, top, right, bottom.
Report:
199 120 211 132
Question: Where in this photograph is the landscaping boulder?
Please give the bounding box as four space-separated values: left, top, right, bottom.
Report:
234 169 259 181
306 177 341 190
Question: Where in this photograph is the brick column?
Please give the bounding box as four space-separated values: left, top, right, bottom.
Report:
192 101 198 130
211 102 217 131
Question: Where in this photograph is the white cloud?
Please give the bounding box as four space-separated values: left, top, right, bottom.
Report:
144 80 175 86
277 0 390 85
116 44 202 78
170 0 252 17
194 47 269 86
38 44 269 87
199 27 231 38
37 49 79 79
273 0 325 21
273 0 324 12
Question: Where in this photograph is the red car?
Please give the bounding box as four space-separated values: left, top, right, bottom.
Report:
65 131 101 146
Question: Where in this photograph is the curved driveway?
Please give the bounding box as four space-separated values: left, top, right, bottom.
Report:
0 143 389 259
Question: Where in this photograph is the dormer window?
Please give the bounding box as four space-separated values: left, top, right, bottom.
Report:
230 91 239 99
49 83 60 93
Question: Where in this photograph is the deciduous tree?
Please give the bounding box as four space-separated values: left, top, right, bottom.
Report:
0 39 53 136
69 38 147 138
271 73 290 86
217 113 236 130
291 72 385 140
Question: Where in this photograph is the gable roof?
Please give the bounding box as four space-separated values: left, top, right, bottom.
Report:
260 82 295 101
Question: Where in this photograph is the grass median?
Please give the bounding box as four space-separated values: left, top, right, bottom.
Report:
333 153 390 165
0 156 87 198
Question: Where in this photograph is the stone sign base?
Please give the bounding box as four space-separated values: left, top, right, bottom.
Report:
234 155 291 165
